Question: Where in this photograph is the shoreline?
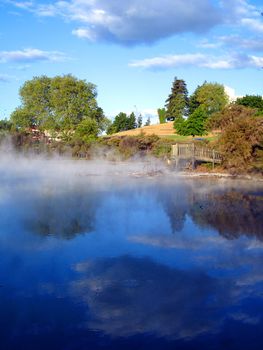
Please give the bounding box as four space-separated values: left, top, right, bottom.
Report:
172 170 263 182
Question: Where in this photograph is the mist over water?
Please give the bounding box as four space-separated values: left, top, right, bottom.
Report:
1 152 263 350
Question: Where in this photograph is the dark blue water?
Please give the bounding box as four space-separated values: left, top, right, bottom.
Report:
1 165 263 350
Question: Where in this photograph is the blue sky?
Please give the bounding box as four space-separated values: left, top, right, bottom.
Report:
0 0 263 122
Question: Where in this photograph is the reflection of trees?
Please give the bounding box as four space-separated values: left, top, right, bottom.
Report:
159 183 263 240
157 183 193 232
189 191 263 240
71 255 232 339
25 188 102 239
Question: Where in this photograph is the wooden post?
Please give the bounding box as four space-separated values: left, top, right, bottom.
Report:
192 143 196 170
172 143 179 169
172 143 179 157
212 149 215 169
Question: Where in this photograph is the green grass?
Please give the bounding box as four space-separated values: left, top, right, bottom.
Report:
160 134 220 143
159 134 193 142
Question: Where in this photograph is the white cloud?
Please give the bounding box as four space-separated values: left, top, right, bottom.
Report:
218 35 263 52
0 74 12 82
7 1 34 10
8 0 222 45
129 52 263 70
0 48 68 63
72 28 98 41
241 18 263 33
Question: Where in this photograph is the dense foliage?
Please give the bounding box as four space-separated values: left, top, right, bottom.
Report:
236 95 263 115
10 75 106 138
164 79 228 137
165 78 188 122
3 74 263 174
209 104 263 173
107 112 138 134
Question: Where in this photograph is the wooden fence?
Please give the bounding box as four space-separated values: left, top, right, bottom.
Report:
171 143 222 167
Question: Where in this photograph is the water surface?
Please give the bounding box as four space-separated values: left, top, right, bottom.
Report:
1 160 263 349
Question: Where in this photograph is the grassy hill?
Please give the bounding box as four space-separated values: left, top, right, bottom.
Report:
111 122 219 142
112 122 175 137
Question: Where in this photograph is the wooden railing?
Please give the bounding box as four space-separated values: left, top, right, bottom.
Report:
171 143 222 165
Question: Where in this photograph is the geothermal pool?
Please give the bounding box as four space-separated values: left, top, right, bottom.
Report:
0 159 263 350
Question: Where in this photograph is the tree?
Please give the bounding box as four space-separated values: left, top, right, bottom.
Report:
74 117 99 143
11 75 104 132
10 107 36 130
0 119 12 131
144 117 151 126
127 112 137 130
175 81 229 136
208 104 256 130
188 84 201 115
107 112 138 134
137 114 143 128
107 112 130 134
236 95 263 115
210 105 263 172
183 105 208 137
165 78 188 121
174 116 186 135
157 108 166 124
192 82 228 117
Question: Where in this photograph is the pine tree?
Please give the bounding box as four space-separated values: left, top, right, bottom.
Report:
137 114 143 128
127 112 137 130
165 77 189 121
144 116 151 126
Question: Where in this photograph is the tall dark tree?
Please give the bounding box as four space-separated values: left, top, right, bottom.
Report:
127 112 137 130
144 116 151 126
165 78 189 121
137 114 143 128
188 84 202 115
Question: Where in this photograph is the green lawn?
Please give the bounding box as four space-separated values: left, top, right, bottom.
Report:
160 134 220 143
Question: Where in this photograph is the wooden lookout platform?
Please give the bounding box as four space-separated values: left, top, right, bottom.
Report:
171 143 222 169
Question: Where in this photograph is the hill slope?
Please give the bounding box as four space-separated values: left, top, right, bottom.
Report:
112 122 175 137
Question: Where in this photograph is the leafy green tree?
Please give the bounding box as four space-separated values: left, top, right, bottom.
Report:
183 106 208 136
74 117 99 143
18 76 52 127
174 116 186 135
107 112 138 134
107 112 128 134
175 81 229 136
0 119 12 131
11 75 104 132
165 78 188 122
193 82 229 116
236 95 263 115
10 107 36 130
157 108 166 124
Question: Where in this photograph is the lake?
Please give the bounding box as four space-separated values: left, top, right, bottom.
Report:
0 159 263 350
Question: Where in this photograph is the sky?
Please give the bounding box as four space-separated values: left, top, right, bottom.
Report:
0 0 263 122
